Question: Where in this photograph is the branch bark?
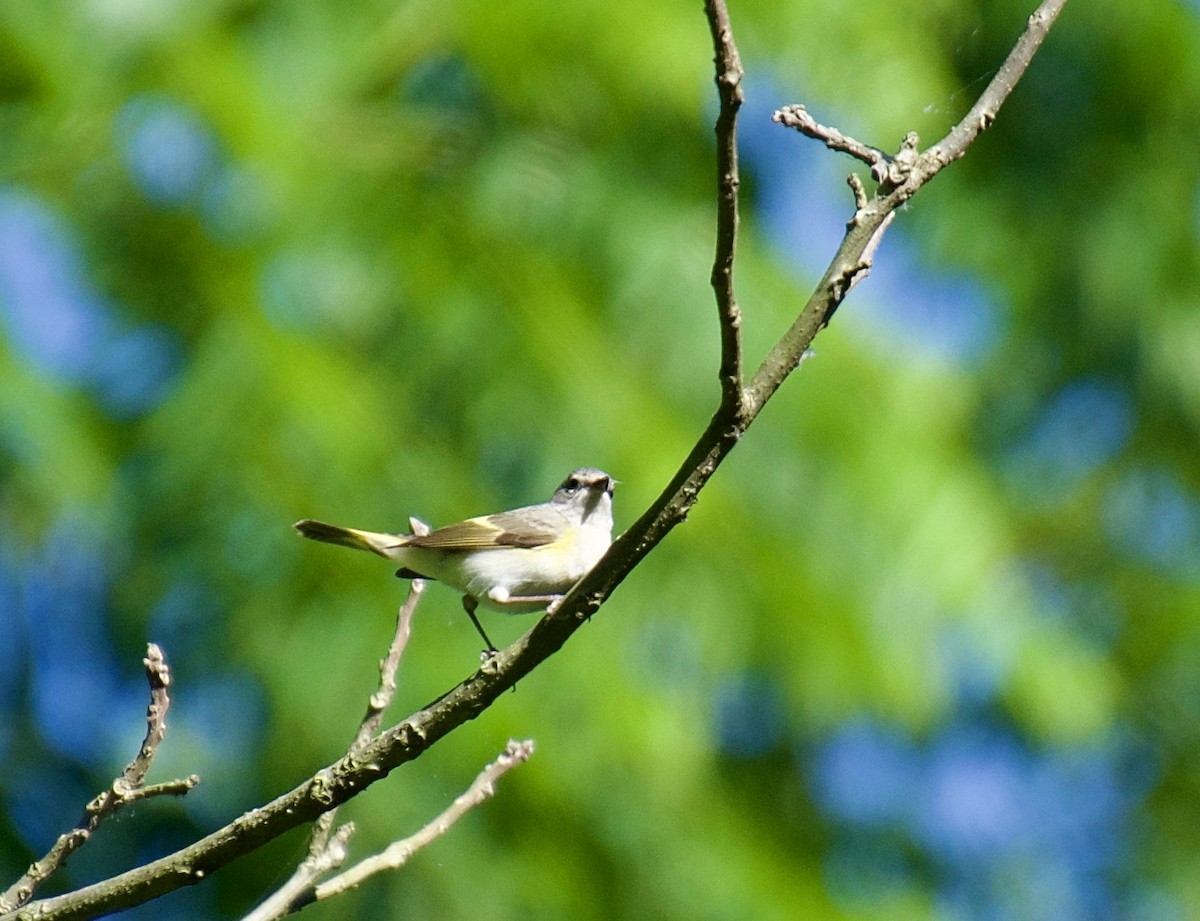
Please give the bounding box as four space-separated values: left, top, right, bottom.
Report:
2 1 1069 918
0 645 198 914
242 582 425 921
707 0 747 412
301 739 534 908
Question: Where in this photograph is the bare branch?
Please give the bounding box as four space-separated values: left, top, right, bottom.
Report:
123 644 172 788
308 740 534 904
705 0 747 412
0 645 197 913
111 777 201 805
3 4 1070 919
755 0 1069 343
922 0 1068 171
240 739 532 919
250 581 426 921
356 580 423 751
776 0 1067 197
846 173 868 213
773 104 892 178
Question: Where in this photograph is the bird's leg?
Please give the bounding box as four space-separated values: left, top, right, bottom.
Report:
461 595 498 653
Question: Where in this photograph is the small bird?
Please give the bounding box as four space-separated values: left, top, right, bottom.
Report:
295 468 616 650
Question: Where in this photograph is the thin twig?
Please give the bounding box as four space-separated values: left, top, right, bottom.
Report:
123 644 172 789
846 173 868 214
0 645 198 913
705 0 746 413
773 104 892 178
4 4 1070 918
355 580 423 751
750 0 1069 350
244 582 426 921
308 740 534 904
922 0 1068 170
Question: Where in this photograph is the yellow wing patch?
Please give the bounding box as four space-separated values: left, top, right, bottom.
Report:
405 514 557 550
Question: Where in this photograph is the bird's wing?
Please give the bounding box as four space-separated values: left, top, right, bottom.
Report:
405 504 565 550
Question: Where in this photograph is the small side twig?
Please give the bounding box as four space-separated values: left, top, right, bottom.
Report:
307 739 535 905
355 579 424 751
846 173 868 214
705 0 747 413
242 582 425 921
0 644 199 913
773 104 893 178
758 0 1069 338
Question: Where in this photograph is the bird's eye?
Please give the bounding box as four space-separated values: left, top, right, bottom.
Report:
563 477 579 492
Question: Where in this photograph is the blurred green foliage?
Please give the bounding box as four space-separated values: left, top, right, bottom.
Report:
2 0 1199 919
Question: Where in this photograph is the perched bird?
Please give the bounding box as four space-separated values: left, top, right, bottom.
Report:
295 468 616 650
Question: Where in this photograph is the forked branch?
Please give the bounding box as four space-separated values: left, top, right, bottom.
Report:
0 645 198 914
3 2 1069 918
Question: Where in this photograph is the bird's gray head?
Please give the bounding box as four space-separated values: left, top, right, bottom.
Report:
551 467 616 521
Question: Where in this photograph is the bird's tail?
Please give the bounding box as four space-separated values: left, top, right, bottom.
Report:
294 519 409 558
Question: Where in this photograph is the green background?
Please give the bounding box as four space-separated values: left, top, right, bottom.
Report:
2 0 1199 918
